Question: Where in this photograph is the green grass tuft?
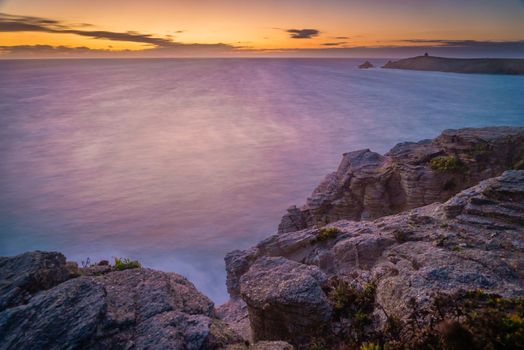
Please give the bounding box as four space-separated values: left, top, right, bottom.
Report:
114 257 141 270
312 227 341 244
360 342 381 350
429 155 467 173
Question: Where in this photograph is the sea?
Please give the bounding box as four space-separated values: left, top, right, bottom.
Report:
1 58 523 303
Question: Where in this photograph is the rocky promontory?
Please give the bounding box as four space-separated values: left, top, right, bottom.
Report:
0 252 291 350
2 126 524 349
221 126 524 349
279 127 524 233
382 55 524 75
225 170 524 349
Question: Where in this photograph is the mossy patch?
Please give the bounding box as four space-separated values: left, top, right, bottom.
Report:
312 227 341 244
429 155 467 173
114 257 141 270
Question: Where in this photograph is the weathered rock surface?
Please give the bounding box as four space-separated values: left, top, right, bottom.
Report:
217 298 252 343
0 254 242 350
279 126 524 233
0 251 77 312
240 257 332 345
225 341 294 350
225 170 524 347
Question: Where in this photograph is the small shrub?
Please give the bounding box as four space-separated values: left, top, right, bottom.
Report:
360 342 381 350
312 227 341 243
114 257 141 270
326 278 377 344
429 155 467 173
306 340 327 350
81 257 92 268
432 291 524 349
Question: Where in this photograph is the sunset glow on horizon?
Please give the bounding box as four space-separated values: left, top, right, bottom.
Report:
1 0 524 58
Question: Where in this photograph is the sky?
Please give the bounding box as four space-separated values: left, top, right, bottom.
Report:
1 0 524 58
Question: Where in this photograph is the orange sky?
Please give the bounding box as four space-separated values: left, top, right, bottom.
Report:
1 0 524 57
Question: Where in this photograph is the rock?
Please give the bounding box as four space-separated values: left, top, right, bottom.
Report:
382 55 524 75
0 263 243 349
278 127 524 233
0 251 77 312
359 61 374 69
224 170 524 348
217 298 252 342
239 257 332 345
250 341 294 350
225 341 294 350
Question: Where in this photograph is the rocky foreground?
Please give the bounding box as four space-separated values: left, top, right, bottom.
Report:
1 127 524 349
382 55 524 75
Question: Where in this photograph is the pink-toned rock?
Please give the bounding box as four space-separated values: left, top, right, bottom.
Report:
278 127 524 233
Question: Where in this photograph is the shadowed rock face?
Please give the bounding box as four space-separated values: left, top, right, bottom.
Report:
278 127 524 233
226 170 524 348
0 251 77 312
0 255 242 350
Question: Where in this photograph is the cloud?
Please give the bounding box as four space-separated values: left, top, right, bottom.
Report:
0 12 182 47
333 36 349 40
0 12 241 57
321 42 346 46
0 43 240 58
286 29 319 39
263 39 524 58
398 39 524 49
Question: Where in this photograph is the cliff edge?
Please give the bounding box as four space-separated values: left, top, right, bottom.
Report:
225 170 524 349
278 127 524 233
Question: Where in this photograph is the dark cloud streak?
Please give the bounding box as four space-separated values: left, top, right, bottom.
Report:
286 29 319 39
321 42 346 46
0 12 182 47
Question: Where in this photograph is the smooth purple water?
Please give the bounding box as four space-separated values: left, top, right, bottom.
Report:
1 58 523 303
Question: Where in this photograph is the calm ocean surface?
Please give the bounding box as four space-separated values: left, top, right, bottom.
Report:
1 58 523 303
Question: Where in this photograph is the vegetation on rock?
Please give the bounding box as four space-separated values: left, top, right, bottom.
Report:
113 257 141 270
429 155 467 173
312 227 341 243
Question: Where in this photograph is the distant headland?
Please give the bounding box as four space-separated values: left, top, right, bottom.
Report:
382 54 524 75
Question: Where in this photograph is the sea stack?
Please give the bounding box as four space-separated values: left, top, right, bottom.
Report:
359 61 374 69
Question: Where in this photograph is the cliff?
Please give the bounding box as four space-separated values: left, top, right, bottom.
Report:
382 55 524 75
0 252 291 350
2 126 524 349
224 170 524 349
278 127 524 233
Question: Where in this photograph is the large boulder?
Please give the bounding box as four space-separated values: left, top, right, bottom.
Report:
239 257 332 345
0 260 242 349
278 127 524 233
0 251 77 312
